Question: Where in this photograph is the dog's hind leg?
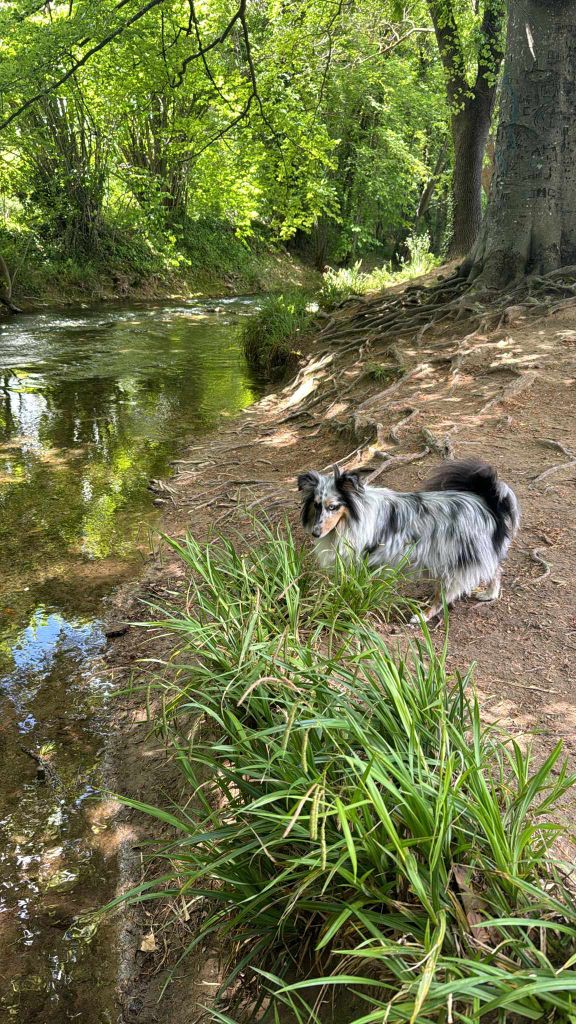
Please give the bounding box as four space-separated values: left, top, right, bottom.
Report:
410 586 443 624
474 566 502 602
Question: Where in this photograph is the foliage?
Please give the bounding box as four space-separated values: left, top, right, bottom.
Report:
112 525 576 1023
240 292 315 375
364 361 400 384
0 0 458 289
318 233 439 308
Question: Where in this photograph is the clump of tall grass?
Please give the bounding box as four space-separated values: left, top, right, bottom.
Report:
241 291 315 375
115 526 576 1024
137 522 406 712
318 233 439 309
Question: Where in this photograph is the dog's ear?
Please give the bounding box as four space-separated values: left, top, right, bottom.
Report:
297 470 320 495
336 468 365 494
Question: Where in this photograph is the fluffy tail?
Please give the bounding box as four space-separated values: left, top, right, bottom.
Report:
424 459 519 553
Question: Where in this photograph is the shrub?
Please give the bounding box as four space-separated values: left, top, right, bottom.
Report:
318 234 439 309
240 291 315 375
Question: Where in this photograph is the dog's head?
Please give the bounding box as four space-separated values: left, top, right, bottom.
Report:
297 465 364 538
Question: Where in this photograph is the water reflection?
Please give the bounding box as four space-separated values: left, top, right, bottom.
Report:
0 298 261 1020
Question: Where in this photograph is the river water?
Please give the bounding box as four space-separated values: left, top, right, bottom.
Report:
0 298 261 1022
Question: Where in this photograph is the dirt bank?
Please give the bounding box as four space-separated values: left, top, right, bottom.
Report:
105 270 576 1021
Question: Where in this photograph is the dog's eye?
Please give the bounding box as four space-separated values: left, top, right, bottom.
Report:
327 504 340 512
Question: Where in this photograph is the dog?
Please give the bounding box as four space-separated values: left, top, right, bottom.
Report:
297 459 519 620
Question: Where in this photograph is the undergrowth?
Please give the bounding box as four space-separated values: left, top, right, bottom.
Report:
0 220 306 304
112 523 576 1024
318 233 439 309
241 291 315 375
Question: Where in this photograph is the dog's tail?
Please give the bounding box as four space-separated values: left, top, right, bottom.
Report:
424 459 520 552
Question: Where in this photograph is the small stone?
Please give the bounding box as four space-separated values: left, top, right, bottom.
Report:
139 930 156 952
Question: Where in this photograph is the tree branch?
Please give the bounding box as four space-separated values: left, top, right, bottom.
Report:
0 0 168 133
171 0 244 88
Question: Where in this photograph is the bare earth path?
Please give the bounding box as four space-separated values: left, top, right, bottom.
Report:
109 284 576 1021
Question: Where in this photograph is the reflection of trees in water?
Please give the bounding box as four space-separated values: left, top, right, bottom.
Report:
0 373 16 436
0 319 258 589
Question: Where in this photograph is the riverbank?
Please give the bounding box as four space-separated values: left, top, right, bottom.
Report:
105 267 576 1021
0 233 312 312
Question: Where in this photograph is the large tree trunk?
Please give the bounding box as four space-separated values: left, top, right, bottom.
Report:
465 0 576 286
450 94 494 256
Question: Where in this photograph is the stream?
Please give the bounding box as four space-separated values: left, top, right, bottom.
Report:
0 298 262 1022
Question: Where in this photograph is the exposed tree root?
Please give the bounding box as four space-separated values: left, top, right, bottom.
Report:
478 371 536 418
421 428 455 459
316 267 576 352
365 448 430 482
389 407 418 443
531 459 576 489
531 439 576 489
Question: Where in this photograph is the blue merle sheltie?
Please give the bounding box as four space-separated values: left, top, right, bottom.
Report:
297 459 520 621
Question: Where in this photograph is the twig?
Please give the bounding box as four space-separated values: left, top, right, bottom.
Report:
531 459 576 489
529 547 552 580
506 680 559 694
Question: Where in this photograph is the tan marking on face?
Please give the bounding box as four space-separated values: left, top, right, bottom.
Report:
318 506 347 537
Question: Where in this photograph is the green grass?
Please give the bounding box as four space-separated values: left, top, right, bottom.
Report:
110 525 576 1024
363 361 401 384
240 291 316 375
318 233 440 309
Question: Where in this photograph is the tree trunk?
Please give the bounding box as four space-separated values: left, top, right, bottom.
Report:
415 144 449 227
449 95 494 256
0 254 22 314
428 1 505 259
465 0 576 286
482 135 496 196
